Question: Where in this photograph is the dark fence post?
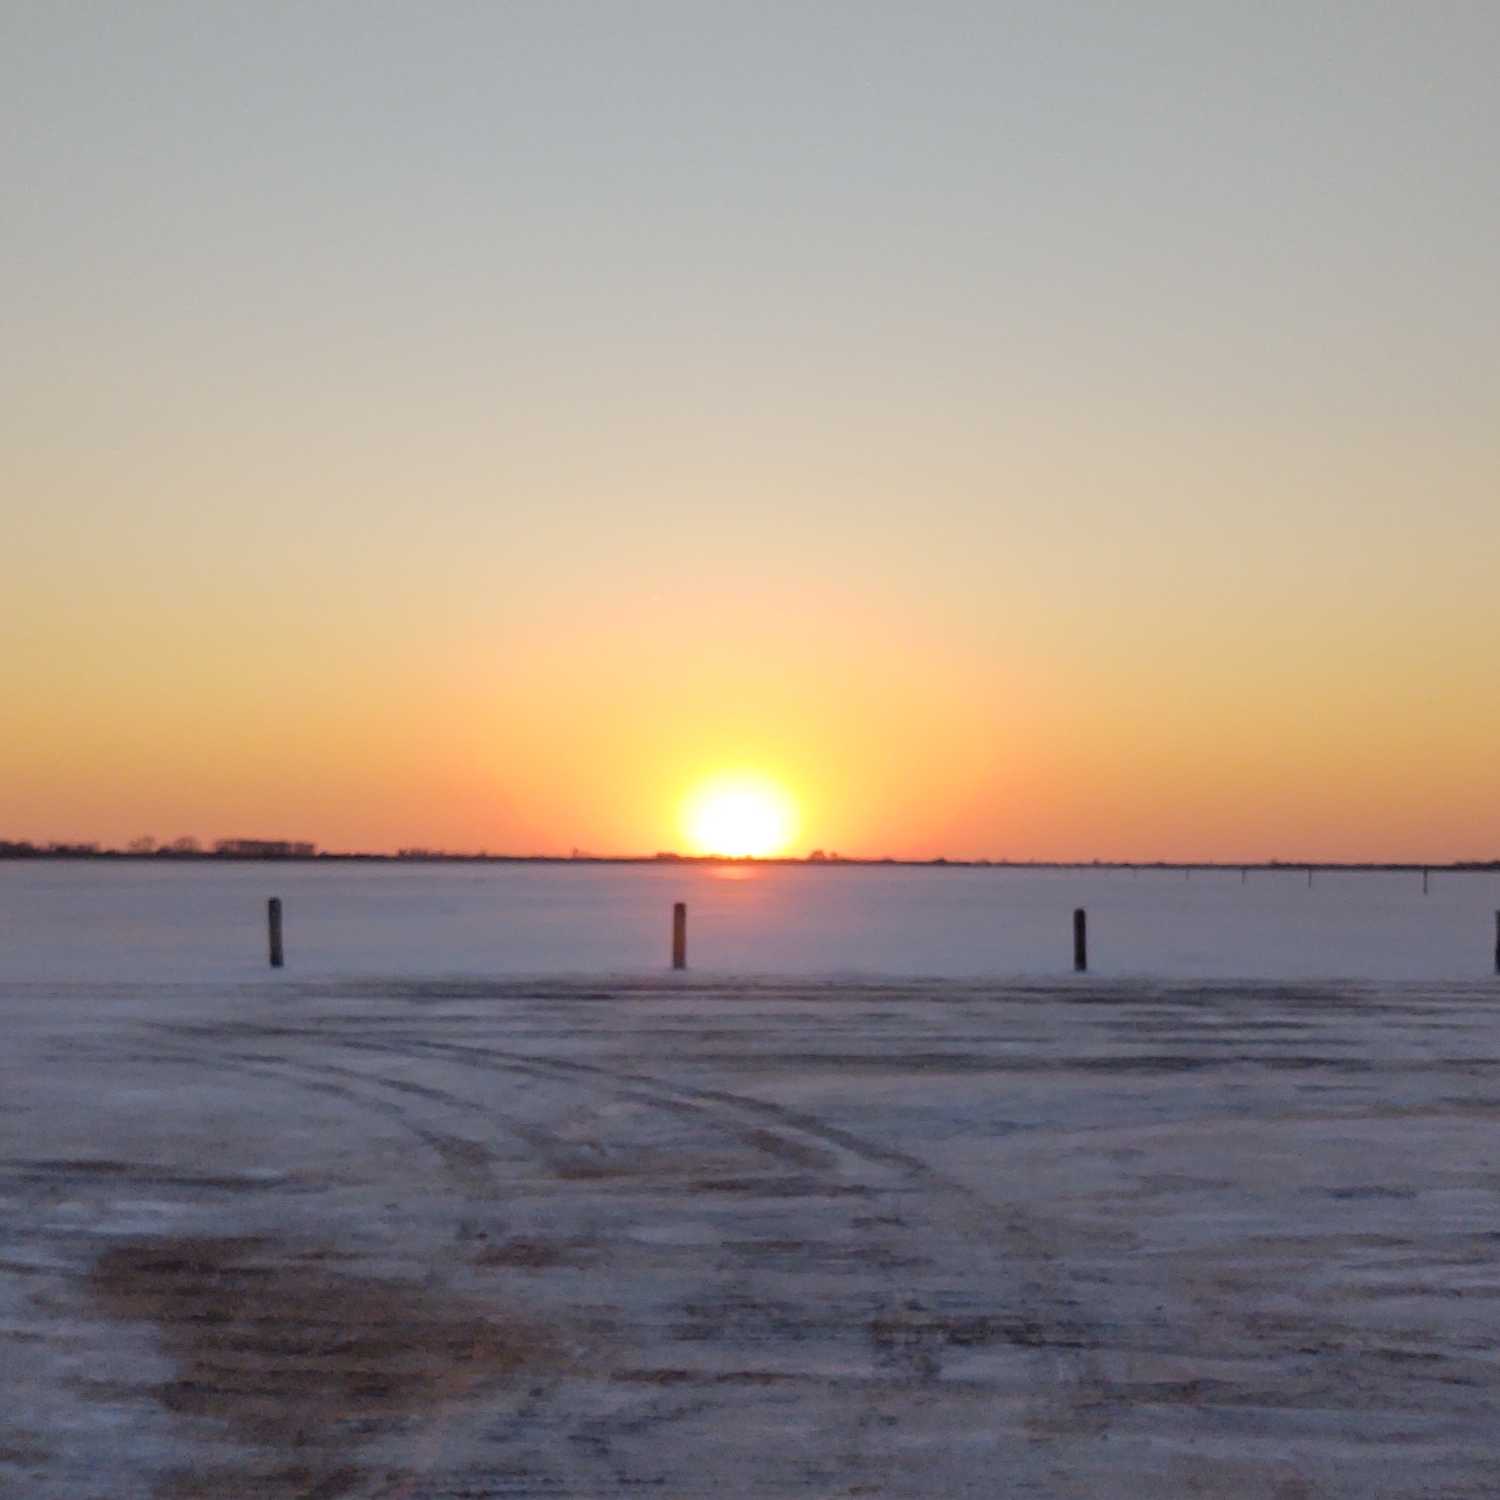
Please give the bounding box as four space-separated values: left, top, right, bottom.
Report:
1493 911 1499 977
1422 867 1429 895
1073 908 1087 974
268 897 284 969
672 902 687 970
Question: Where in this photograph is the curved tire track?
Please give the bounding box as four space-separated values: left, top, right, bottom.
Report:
146 1017 1115 1441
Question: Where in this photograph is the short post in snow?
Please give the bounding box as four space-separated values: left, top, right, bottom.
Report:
267 897 284 969
1422 867 1430 895
672 901 687 971
1073 908 1087 974
1241 867 1248 884
1307 867 1314 889
1493 911 1499 977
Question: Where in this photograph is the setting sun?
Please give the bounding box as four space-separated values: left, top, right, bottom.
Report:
682 774 799 858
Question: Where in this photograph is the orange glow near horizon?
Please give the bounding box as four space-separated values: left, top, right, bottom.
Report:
681 773 799 858
6 10 1499 866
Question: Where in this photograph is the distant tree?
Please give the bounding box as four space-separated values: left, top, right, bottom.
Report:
126 836 156 854
808 849 827 862
165 836 200 855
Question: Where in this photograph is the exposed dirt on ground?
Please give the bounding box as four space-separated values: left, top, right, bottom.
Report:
88 1236 562 1498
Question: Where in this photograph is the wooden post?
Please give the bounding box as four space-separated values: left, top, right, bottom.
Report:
1422 867 1429 895
1307 867 1314 889
1493 911 1499 977
672 901 687 970
1241 867 1248 885
1073 908 1087 974
267 897 284 969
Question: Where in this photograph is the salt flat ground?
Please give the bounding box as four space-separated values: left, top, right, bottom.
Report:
5 973 1500 1498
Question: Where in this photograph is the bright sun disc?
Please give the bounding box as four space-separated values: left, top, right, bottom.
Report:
682 775 798 858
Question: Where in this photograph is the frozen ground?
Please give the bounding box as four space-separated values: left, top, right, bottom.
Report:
2 861 1498 981
5 969 1500 1497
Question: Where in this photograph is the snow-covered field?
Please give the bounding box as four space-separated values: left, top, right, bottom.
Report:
2 860 1498 981
4 866 1500 1496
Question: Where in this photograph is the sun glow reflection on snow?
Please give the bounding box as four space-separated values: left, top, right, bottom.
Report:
682 774 798 858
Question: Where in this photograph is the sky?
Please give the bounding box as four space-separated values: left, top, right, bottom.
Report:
4 2 1497 861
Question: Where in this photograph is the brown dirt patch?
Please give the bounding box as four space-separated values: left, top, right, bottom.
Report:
90 1236 562 1497
473 1236 585 1269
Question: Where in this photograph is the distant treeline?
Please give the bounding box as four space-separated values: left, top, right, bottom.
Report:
0 838 314 859
1 839 1497 872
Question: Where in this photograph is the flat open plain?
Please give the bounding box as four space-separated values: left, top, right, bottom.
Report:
5 975 1500 1497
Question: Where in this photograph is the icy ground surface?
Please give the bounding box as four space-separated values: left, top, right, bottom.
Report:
5 975 1500 1497
2 861 1499 981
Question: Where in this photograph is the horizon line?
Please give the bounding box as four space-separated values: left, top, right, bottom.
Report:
2 843 1497 874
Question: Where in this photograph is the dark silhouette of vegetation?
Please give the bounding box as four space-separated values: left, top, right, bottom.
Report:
0 837 1495 872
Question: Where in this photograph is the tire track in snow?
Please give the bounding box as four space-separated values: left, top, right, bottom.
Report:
154 1016 1116 1439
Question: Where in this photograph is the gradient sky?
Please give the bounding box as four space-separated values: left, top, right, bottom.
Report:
4 3 1497 860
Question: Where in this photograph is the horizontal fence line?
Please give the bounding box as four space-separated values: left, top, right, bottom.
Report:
257 899 1500 979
